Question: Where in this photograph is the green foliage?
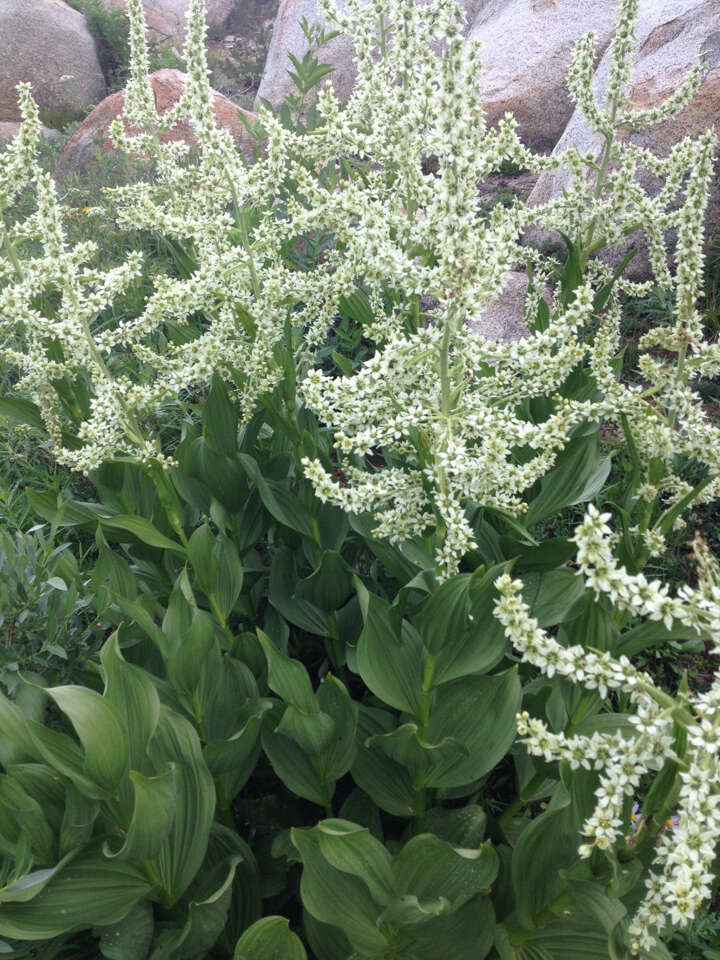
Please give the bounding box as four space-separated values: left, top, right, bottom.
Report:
66 0 131 91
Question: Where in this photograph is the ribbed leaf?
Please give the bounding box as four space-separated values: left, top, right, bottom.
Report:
96 901 154 960
46 687 129 796
257 631 317 713
292 827 389 955
100 516 186 556
0 852 153 939
315 821 395 906
356 591 423 714
427 668 521 789
104 769 176 862
101 634 160 780
234 917 307 960
145 709 215 906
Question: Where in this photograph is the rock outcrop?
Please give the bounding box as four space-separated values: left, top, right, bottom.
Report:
256 0 481 109
0 121 63 147
54 68 256 178
469 271 533 340
256 0 619 151
99 0 237 43
469 0 620 152
526 0 720 275
0 0 106 128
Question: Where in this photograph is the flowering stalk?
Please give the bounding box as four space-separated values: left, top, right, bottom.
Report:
494 505 720 953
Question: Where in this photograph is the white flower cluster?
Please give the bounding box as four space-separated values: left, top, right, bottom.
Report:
303 286 597 575
1 0 716 530
301 0 718 575
494 505 720 953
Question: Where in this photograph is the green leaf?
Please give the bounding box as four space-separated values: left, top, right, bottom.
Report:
100 516 186 556
417 574 471 656
25 490 115 528
262 725 330 808
511 789 580 927
92 530 139 611
561 591 618 653
0 777 54 864
348 513 425 583
295 551 353 613
405 894 495 960
188 526 243 619
427 668 522 789
146 709 215 906
234 917 307 960
46 686 129 795
350 707 415 817
269 549 330 637
150 856 239 959
112 595 171 660
105 769 176 862
101 635 160 778
421 805 487 848
257 631 317 713
303 911 353 960
0 397 44 430
433 565 508 685
0 852 153 939
525 434 611 528
0 692 40 766
27 722 101 799
292 827 389 955
521 568 585 627
512 904 627 960
558 232 583 307
4 764 64 837
59 783 99 856
0 850 76 905
275 706 336 755
183 437 248 513
238 454 315 539
315 820 395 906
97 901 154 960
368 723 468 788
212 535 243 619
356 591 423 713
203 703 270 805
616 619 700 657
315 675 357 783
393 834 498 902
167 611 216 709
203 373 238 458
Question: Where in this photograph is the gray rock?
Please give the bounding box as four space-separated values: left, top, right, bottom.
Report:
0 0 106 129
0 120 63 146
468 271 534 340
256 0 479 109
256 0 353 107
469 0 620 153
99 0 237 43
526 0 720 278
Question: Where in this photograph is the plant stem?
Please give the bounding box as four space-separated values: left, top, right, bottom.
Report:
412 655 436 834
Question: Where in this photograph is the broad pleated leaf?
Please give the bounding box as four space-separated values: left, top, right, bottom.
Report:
0 853 153 939
104 769 176 862
145 709 215 906
46 686 129 796
96 901 154 960
234 917 307 960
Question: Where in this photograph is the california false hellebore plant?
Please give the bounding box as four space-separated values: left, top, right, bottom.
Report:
0 0 719 955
